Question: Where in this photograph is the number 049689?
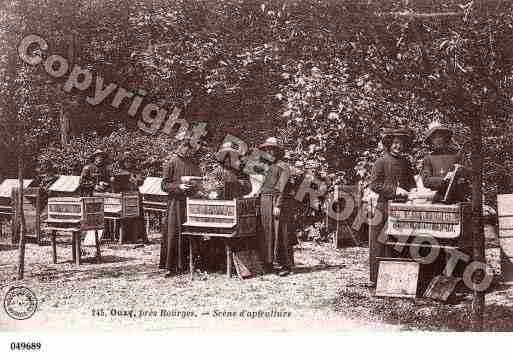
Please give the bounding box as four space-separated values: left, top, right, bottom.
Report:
10 342 41 351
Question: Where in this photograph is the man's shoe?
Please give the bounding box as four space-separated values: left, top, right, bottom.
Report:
164 271 174 278
278 269 290 277
364 281 376 288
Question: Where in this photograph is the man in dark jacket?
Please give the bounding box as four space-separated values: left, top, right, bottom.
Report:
159 140 202 276
257 137 294 276
79 150 113 196
421 122 469 203
368 128 416 286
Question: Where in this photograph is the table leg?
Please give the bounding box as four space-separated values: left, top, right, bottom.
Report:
95 230 101 262
178 231 183 271
189 236 194 280
145 213 150 238
11 217 16 245
109 219 114 241
119 220 125 245
226 242 233 279
72 236 76 262
74 232 81 265
51 230 57 264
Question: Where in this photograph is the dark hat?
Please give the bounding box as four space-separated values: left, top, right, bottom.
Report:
119 152 135 167
382 128 414 149
89 149 107 161
425 122 453 144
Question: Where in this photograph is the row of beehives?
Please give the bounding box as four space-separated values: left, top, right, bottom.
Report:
46 193 141 231
0 176 165 231
45 176 165 230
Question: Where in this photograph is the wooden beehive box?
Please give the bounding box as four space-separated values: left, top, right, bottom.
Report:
0 179 35 216
140 177 168 212
387 201 472 248
48 175 81 197
12 187 42 244
94 192 140 219
183 197 259 237
47 197 104 230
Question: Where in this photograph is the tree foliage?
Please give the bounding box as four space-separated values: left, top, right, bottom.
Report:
0 0 512 199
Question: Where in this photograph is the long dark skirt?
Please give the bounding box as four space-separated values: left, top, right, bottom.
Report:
259 193 294 270
159 197 186 271
368 201 388 284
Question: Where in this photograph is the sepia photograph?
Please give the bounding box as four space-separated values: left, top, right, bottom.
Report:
0 0 512 346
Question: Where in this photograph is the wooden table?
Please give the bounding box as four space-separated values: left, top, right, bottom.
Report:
45 225 102 265
180 197 259 280
181 231 237 279
94 192 140 244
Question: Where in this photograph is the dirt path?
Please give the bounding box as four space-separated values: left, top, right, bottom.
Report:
2 237 511 331
0 240 400 332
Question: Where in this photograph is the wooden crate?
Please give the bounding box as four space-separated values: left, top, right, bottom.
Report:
48 175 81 197
47 197 104 230
0 179 35 216
0 198 13 217
93 192 140 219
498 194 513 282
183 197 259 237
12 187 41 244
142 194 167 212
140 177 168 213
387 201 472 248
326 184 362 247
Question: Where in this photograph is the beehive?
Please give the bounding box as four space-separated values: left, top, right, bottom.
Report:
140 177 168 213
47 197 104 230
183 197 259 237
94 192 140 218
48 175 81 197
387 201 472 248
0 179 34 216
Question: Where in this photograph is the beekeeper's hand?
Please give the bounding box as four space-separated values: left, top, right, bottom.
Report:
395 187 409 197
179 183 192 191
273 207 281 217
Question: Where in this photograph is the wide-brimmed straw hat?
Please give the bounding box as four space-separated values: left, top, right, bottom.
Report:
215 141 241 162
259 137 283 150
425 122 453 145
381 128 414 149
259 137 284 158
89 149 107 161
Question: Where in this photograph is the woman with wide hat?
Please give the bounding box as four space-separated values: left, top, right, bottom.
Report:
79 149 113 196
257 137 294 276
368 128 416 286
421 122 469 202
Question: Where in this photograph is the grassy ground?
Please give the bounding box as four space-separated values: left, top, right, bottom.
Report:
0 233 512 332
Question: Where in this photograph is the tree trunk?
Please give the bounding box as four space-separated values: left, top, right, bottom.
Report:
60 106 70 145
17 154 26 280
470 116 485 331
